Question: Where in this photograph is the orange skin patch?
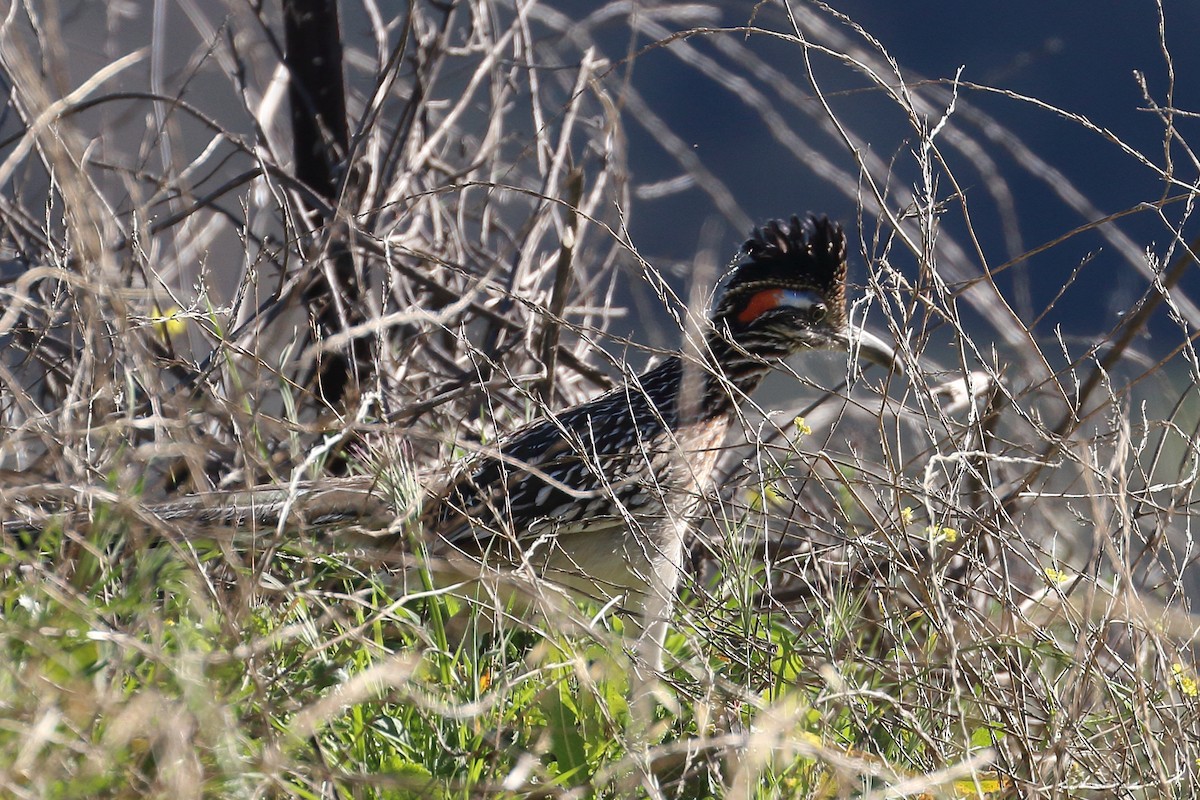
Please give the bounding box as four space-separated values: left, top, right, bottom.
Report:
736 289 785 325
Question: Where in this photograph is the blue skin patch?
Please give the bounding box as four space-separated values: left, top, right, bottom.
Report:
777 289 823 311
737 288 823 324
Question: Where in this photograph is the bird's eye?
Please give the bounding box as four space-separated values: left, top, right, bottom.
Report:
809 303 827 322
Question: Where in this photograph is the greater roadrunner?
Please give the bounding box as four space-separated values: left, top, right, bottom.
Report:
16 214 894 671
408 214 894 669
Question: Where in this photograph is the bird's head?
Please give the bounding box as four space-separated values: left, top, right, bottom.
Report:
710 214 895 369
714 214 848 353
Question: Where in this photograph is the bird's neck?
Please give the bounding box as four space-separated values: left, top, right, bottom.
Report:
641 334 777 425
700 333 779 410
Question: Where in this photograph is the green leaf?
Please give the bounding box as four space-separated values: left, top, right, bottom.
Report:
541 680 590 784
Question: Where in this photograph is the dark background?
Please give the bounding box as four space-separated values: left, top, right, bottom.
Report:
13 1 1200 366
601 2 1200 350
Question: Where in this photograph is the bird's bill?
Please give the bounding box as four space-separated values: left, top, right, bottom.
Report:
846 328 900 371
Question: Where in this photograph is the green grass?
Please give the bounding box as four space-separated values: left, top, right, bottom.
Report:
0 516 1032 799
4 0 1198 795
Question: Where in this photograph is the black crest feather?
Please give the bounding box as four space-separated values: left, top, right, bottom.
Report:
739 214 845 288
713 213 848 324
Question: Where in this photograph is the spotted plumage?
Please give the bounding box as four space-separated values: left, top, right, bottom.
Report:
426 215 852 543
98 213 890 675
414 214 888 669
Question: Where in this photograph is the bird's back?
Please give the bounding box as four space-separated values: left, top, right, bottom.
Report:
422 355 720 550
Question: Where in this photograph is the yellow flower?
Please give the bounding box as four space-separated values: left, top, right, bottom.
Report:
748 483 785 511
793 416 812 437
151 306 187 338
1044 567 1070 585
952 775 1011 796
926 525 957 543
1174 663 1199 697
900 506 915 526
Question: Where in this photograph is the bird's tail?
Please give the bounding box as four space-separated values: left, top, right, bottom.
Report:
2 474 418 558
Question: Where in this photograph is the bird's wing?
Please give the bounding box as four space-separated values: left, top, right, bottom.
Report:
422 365 684 551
